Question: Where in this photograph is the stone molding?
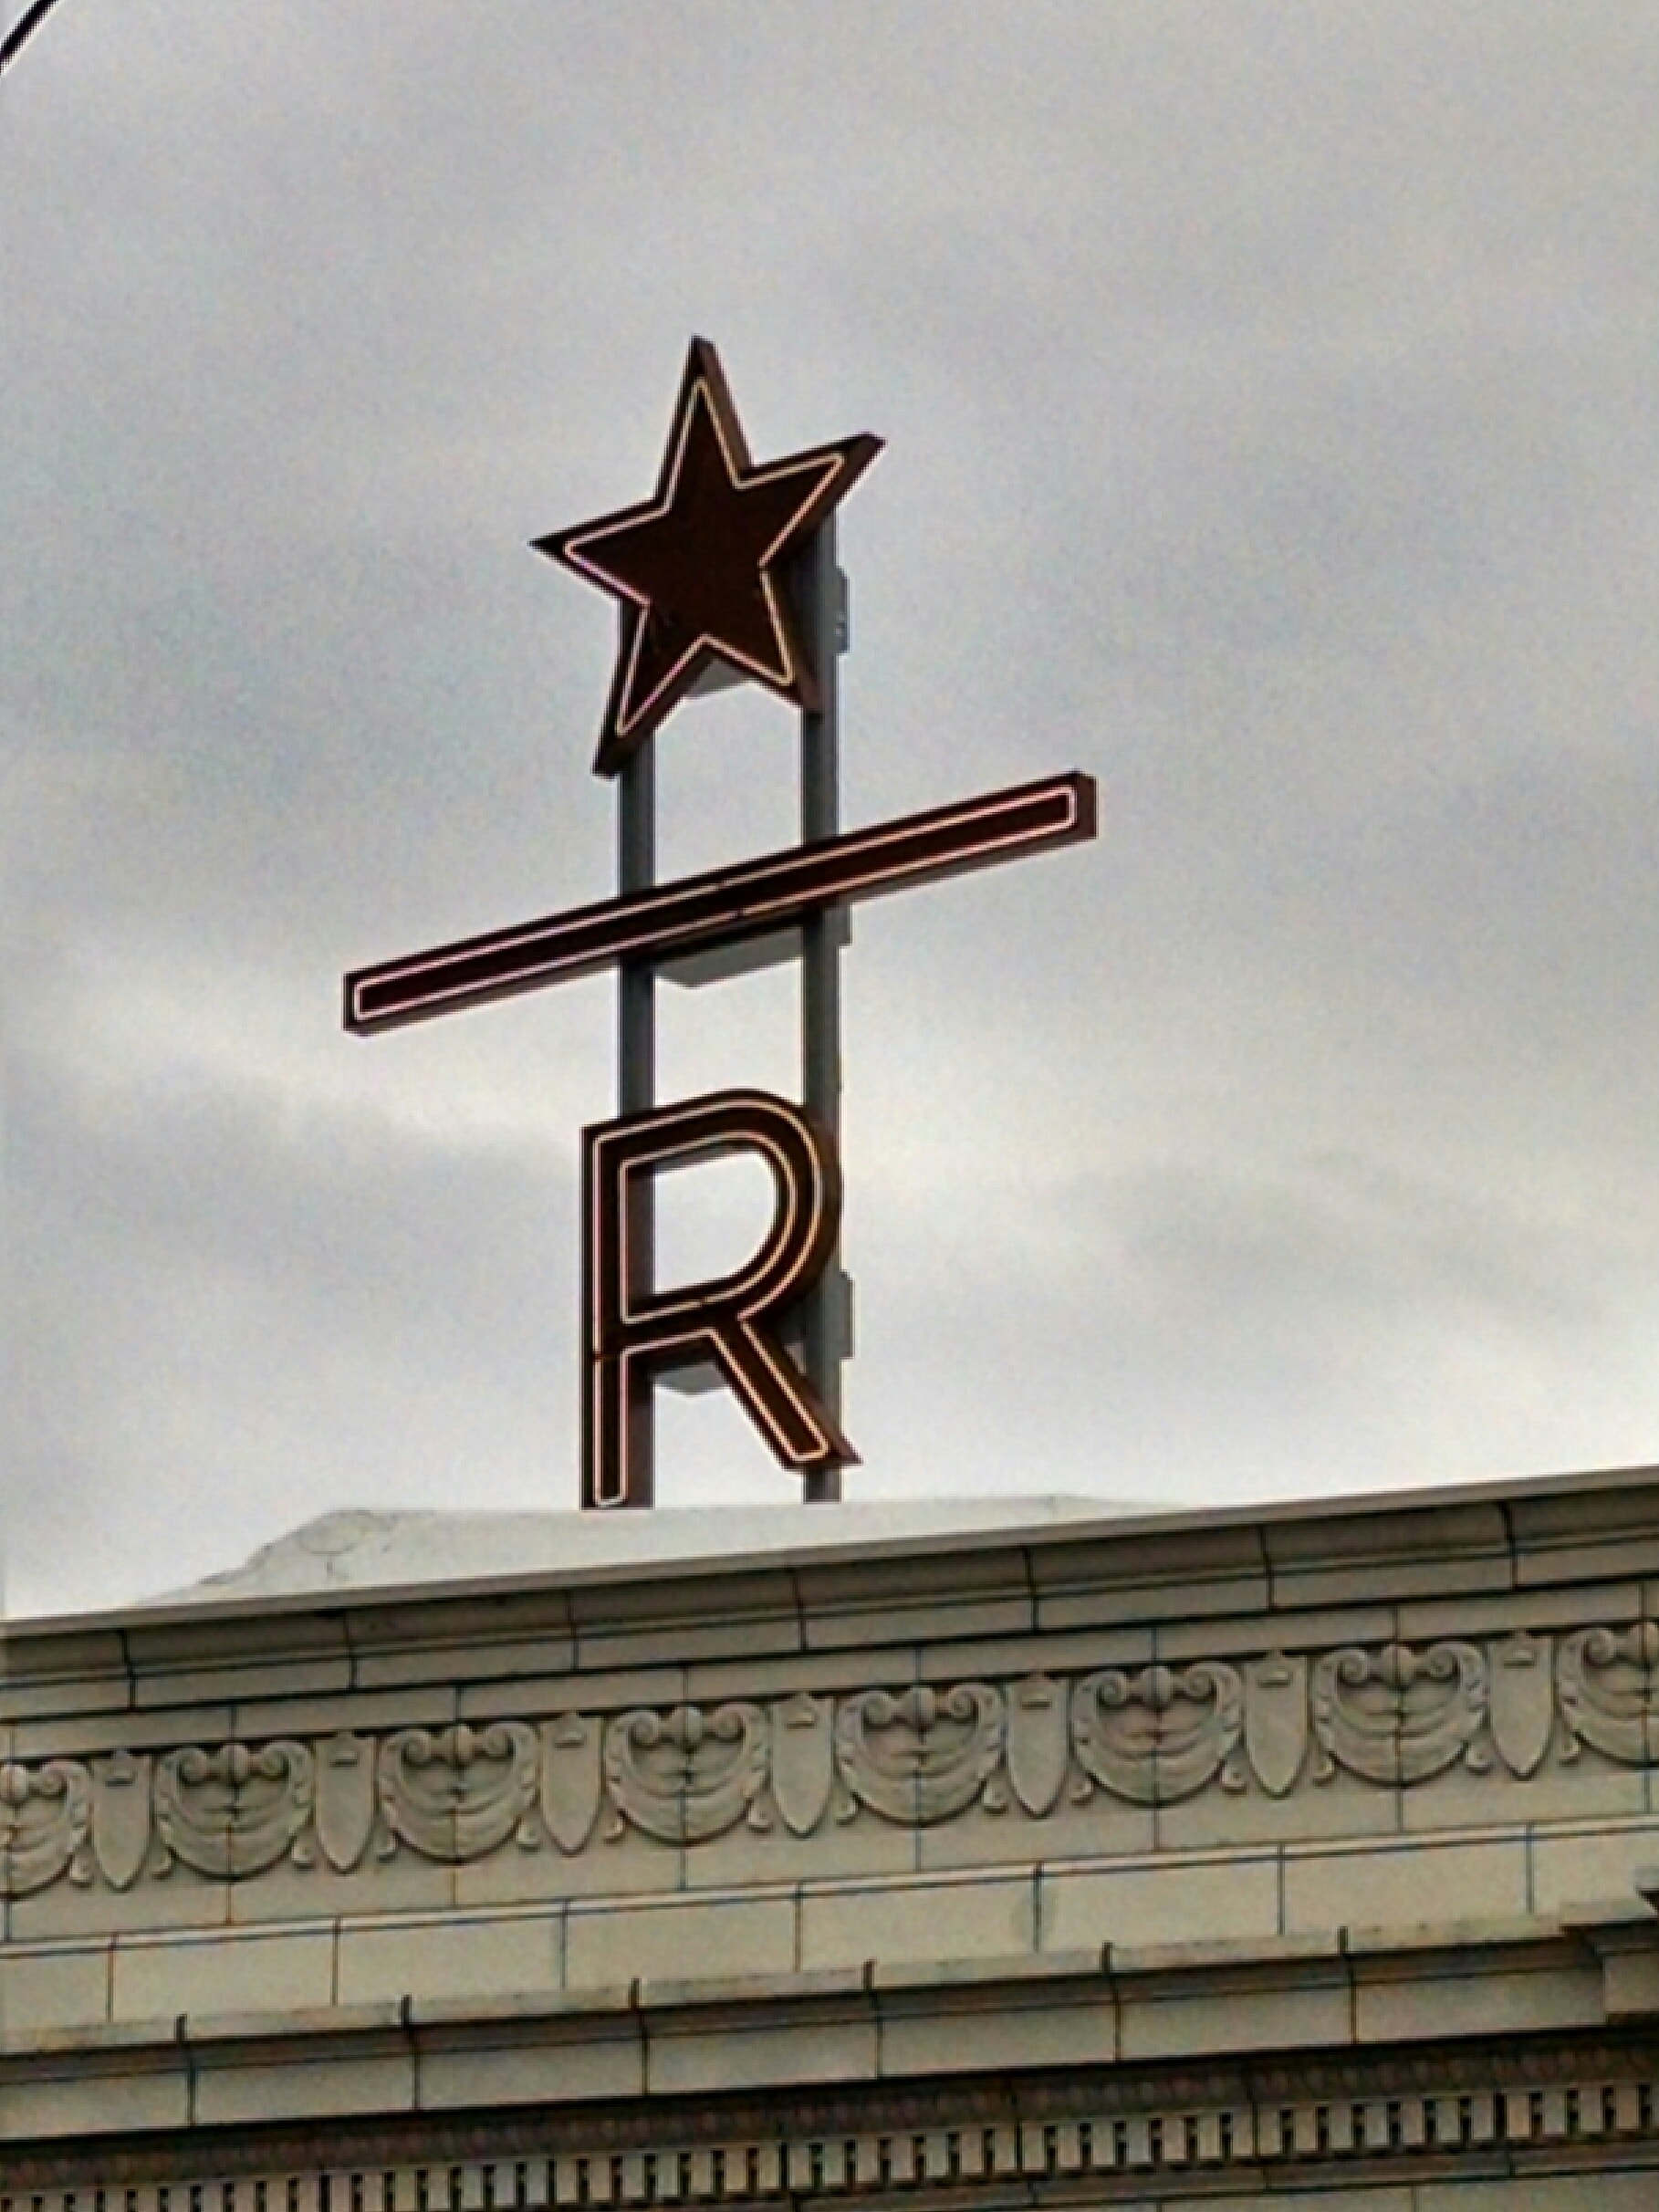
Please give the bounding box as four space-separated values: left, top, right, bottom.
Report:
3 1626 1655 1896
5 2016 1659 2202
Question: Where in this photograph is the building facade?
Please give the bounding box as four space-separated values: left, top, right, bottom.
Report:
5 1469 1659 2207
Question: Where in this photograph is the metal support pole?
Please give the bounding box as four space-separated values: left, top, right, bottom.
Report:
799 518 844 1502
616 741 656 1504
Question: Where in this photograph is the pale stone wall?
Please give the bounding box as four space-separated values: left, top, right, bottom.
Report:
5 1466 1659 2202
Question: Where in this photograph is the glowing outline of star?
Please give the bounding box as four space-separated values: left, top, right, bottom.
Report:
535 339 882 777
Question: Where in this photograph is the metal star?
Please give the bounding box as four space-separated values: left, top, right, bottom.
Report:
535 339 882 777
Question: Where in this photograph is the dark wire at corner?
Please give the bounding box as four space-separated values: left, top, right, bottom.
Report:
1 0 68 80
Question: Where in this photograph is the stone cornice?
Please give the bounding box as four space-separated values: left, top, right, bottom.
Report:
5 1920 1659 2190
6 1462 1659 1717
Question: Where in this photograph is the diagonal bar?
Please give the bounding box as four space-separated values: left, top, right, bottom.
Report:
344 769 1096 1036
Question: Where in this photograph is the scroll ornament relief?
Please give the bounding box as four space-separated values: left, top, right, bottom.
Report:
604 1704 769 1843
377 1724 540 1861
1558 1622 1659 1766
1310 1642 1488 1786
152 1740 316 1878
0 1758 92 1896
834 1685 1005 1822
1070 1663 1246 1804
5 1622 1659 1894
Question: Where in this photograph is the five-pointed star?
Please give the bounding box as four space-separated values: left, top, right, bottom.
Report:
535 339 882 777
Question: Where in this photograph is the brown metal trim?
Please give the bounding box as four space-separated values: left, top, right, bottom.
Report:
583 1089 854 1509
345 770 1096 1034
534 338 882 776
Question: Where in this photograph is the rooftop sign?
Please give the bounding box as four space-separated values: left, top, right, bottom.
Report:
345 339 1097 1508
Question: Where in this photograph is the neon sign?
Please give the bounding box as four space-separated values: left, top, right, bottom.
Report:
346 339 1097 1507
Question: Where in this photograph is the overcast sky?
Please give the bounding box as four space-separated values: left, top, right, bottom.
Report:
5 3 1658 1618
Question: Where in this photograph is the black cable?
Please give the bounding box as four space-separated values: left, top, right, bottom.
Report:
0 0 67 78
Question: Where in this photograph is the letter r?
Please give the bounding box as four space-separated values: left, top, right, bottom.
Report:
583 1088 858 1508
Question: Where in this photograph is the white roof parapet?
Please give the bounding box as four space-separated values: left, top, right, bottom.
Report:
132 1495 1136 1608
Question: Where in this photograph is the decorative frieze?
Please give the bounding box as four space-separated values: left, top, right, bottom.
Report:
3 1625 1657 1896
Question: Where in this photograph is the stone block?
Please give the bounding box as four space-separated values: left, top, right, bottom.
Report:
687 1645 919 1704
1511 1474 1659 1585
337 1907 561 2007
0 1941 110 2032
1041 1851 1279 1952
460 1664 690 1722
877 1977 1116 2073
1153 1603 1394 1664
915 1790 1154 1875
1284 1834 1529 1936
113 1923 334 2023
567 1890 796 1988
1154 1767 1401 1854
125 1610 353 1710
11 1703 235 1758
571 1570 802 1673
1265 1499 1511 1610
798 1546 1036 1652
1196 2194 1414 2212
133 1658 353 1710
681 1802 917 1893
1416 2176 1659 2211
1352 1938 1601 2043
1400 1750 1645 1836
1396 1582 1643 1639
0 1625 130 1726
1117 1946 1349 2060
915 1625 1154 1681
359 1632 579 1693
227 1844 456 1928
418 2009 646 2108
437 2026 645 2114
229 1684 458 1740
1032 1524 1269 1632
348 1587 574 1689
193 2040 415 2126
0 2054 191 2141
9 1859 230 1943
799 1871 1035 1971
1530 1816 1659 1915
645 1998 877 2094
456 1821 681 1908
1591 1924 1659 2018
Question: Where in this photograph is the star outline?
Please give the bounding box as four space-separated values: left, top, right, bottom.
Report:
535 339 881 777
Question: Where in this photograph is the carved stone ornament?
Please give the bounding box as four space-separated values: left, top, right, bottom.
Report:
0 1758 92 1895
835 1685 1006 1823
153 1741 316 1878
1242 1652 1309 1798
377 1724 540 1861
605 1704 769 1843
1070 1663 1245 1804
1006 1675 1069 1817
1558 1621 1659 1765
1311 1642 1487 1786
89 1749 152 1891
770 1694 835 1836
315 1733 377 1873
541 1714 604 1854
1487 1632 1555 1778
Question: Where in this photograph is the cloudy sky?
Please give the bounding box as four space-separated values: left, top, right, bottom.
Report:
5 3 1658 1618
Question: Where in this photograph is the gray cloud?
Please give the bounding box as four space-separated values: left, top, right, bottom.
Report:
5 3 1659 1612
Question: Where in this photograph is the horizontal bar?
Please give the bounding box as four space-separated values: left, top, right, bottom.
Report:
345 769 1096 1036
